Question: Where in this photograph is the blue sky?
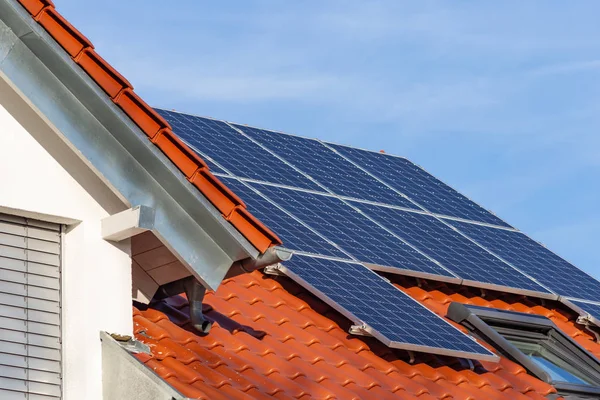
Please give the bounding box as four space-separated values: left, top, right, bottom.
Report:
57 1 600 279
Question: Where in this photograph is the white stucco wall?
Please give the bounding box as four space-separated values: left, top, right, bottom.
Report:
0 77 132 400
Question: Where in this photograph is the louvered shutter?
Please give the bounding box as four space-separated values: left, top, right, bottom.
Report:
0 214 61 399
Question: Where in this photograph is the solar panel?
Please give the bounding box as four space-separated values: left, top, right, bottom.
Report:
277 254 498 361
566 299 600 327
177 139 228 174
233 124 420 209
327 143 510 227
448 220 600 301
350 202 551 295
248 182 456 280
219 177 349 259
156 109 322 191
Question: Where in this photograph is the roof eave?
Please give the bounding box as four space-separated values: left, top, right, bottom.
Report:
0 0 264 289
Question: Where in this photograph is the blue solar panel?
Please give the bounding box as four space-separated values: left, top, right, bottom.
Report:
327 143 510 227
234 125 419 209
350 202 550 294
448 220 600 301
157 109 321 191
179 140 228 174
219 177 348 259
281 255 496 360
568 300 600 324
248 182 455 279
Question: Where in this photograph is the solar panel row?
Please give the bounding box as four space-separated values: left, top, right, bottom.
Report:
279 254 497 360
234 124 420 209
158 109 508 226
447 220 600 301
157 109 322 191
225 179 556 294
327 143 511 228
247 182 456 279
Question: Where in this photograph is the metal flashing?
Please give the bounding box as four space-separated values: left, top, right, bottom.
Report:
0 0 274 289
100 331 190 400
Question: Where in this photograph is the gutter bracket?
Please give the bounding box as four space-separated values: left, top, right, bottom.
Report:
349 324 372 337
101 205 155 241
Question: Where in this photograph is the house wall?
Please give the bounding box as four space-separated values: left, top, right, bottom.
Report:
0 76 132 400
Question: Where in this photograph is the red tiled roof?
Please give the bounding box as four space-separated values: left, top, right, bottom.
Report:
15 0 282 253
129 270 598 400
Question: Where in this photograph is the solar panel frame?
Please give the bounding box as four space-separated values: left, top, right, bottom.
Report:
448 220 600 301
325 141 511 228
231 123 422 210
247 182 460 282
156 109 323 191
350 201 553 296
563 299 600 328
275 254 498 361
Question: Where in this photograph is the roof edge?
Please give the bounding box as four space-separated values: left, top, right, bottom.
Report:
0 0 277 288
100 331 192 400
10 0 281 253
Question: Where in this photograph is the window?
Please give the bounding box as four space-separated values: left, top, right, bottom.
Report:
448 303 600 399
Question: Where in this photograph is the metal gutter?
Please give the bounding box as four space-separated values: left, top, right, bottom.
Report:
0 0 277 289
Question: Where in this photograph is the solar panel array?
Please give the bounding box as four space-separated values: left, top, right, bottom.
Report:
159 109 600 355
280 254 496 360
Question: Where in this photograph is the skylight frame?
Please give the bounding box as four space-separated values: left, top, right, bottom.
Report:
447 303 600 398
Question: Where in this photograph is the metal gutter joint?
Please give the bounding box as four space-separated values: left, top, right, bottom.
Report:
225 247 293 279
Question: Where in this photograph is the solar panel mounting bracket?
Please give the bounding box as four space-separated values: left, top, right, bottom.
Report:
349 324 372 337
263 264 285 276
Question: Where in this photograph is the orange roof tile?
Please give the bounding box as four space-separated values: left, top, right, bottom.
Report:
15 0 282 253
128 270 597 399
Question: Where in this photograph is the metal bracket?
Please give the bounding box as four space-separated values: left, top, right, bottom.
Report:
263 264 285 276
101 205 155 241
349 324 372 336
225 247 293 279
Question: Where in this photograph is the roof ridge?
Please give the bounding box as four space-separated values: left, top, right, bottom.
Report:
16 0 282 253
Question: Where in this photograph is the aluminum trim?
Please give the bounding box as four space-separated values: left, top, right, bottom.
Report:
0 2 262 289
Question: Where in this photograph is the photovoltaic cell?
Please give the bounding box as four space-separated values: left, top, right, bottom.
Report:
351 202 550 294
219 177 348 258
248 182 454 278
448 220 600 301
157 109 322 191
328 143 510 227
281 255 496 360
182 142 228 174
234 124 419 209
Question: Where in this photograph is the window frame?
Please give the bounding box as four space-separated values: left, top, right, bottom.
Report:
447 303 600 399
